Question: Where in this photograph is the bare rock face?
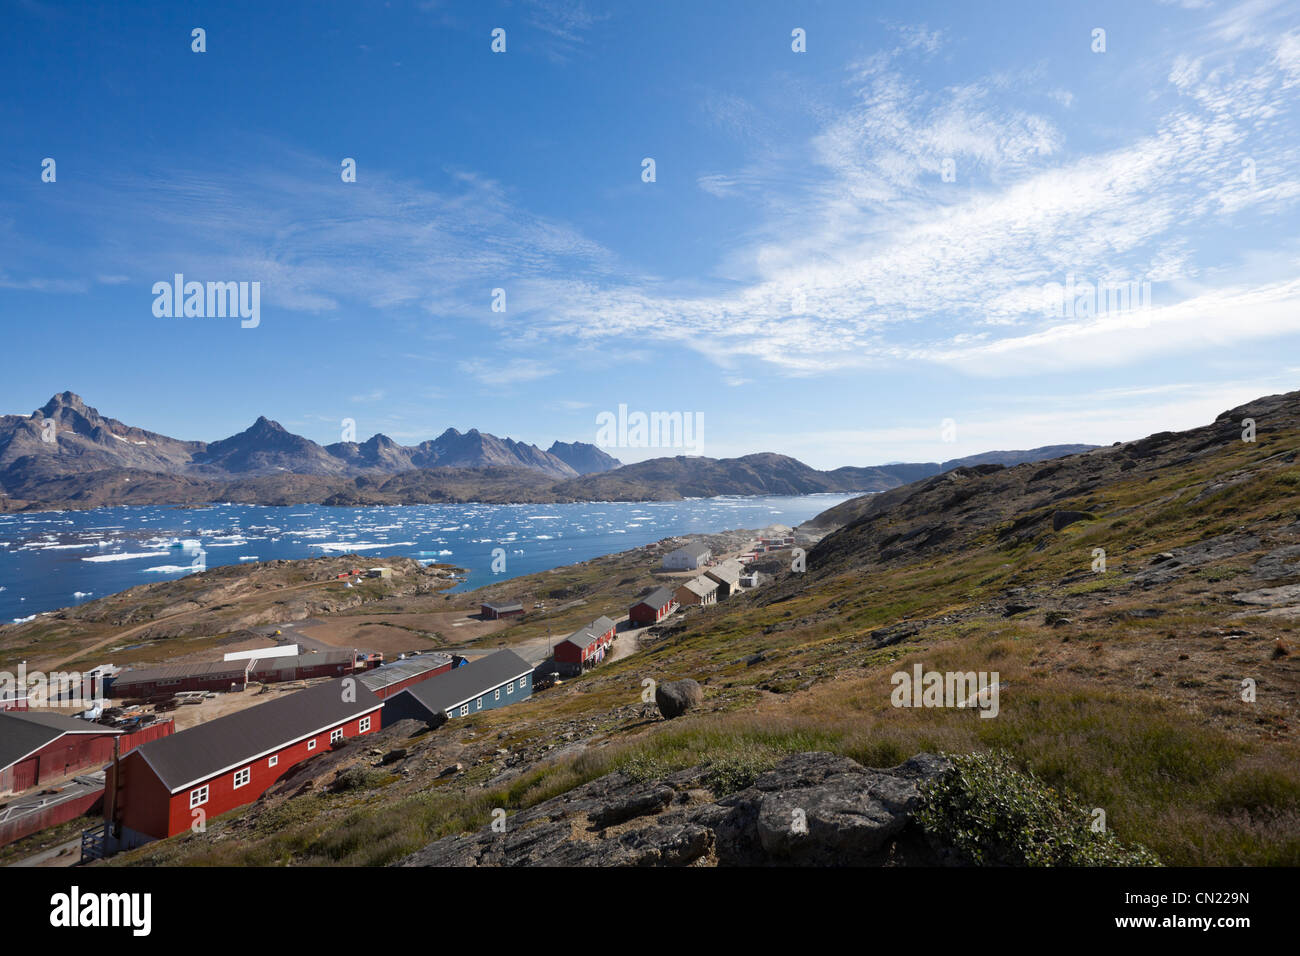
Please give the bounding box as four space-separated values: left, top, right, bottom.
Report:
1051 509 1094 532
398 751 950 867
655 679 704 719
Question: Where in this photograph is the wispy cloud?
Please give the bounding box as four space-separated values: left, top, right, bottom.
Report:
458 357 557 387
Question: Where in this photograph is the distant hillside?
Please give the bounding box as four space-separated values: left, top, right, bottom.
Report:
0 391 1098 510
547 440 622 475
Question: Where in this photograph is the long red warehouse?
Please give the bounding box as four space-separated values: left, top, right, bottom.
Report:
105 678 382 848
0 711 172 795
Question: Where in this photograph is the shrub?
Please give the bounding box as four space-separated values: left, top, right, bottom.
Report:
331 766 396 793
917 751 1161 866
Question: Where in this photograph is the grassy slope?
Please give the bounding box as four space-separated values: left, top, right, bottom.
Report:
113 407 1300 867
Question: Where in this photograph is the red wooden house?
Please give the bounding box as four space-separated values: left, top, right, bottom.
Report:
105 678 382 846
553 616 617 669
629 587 677 626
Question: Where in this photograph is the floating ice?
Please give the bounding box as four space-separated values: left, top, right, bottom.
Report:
83 551 170 563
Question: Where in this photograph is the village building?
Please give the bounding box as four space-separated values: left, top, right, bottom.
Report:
245 649 358 684
357 652 457 699
675 575 719 608
553 616 617 674
1 711 172 796
740 571 762 589
481 601 524 620
107 649 364 699
366 567 392 579
107 660 251 698
629 587 678 625
704 559 744 599
662 544 712 571
383 650 533 727
104 678 383 846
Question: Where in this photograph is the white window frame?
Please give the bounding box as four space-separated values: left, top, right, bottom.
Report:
233 767 250 790
190 785 209 809
519 674 527 688
359 716 371 733
330 728 343 744
460 703 469 716
307 738 317 751
494 688 500 701
268 755 278 768
476 697 483 710
445 710 453 720
507 681 514 694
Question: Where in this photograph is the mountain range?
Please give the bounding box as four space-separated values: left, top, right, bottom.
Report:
0 392 1095 510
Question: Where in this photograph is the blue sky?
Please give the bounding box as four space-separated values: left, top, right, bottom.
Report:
2 0 1298 468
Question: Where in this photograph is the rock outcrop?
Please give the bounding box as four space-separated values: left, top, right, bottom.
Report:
399 751 951 867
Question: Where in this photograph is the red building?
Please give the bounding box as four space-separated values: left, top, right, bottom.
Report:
358 653 456 699
0 711 173 795
245 649 357 684
553 616 617 669
629 587 677 626
108 660 251 699
481 602 524 620
105 678 383 846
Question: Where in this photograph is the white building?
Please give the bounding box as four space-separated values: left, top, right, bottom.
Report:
662 544 712 571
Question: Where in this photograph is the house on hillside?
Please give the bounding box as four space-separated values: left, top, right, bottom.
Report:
629 587 678 625
104 678 383 847
383 650 533 727
704 559 744 599
553 616 617 674
675 575 719 608
662 544 712 571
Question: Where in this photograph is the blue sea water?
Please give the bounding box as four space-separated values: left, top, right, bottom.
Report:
0 495 858 622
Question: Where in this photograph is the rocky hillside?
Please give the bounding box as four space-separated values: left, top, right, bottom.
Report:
104 387 1300 868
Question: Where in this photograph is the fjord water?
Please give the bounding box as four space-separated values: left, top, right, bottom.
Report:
0 495 856 622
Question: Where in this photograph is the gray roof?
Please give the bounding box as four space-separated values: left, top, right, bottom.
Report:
131 678 383 792
0 711 120 772
669 544 711 559
482 602 523 613
111 660 248 689
705 561 742 585
679 576 719 597
358 653 455 693
562 615 618 647
390 650 533 717
632 587 675 610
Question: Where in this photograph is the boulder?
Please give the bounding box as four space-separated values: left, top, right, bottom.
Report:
655 679 704 719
